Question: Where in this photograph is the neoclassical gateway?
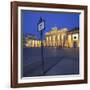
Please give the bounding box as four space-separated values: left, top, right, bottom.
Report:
44 27 79 48
24 27 79 48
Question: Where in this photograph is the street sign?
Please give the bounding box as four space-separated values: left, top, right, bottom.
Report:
38 18 45 31
37 17 45 75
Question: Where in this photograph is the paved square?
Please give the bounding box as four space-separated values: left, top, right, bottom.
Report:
22 47 79 77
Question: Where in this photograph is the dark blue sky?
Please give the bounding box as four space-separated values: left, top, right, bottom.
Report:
21 10 80 39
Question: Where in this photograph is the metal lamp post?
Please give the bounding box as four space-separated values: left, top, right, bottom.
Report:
38 17 45 75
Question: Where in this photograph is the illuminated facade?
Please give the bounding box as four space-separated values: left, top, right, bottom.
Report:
24 27 79 48
45 27 79 48
24 34 41 47
67 29 79 48
45 27 68 47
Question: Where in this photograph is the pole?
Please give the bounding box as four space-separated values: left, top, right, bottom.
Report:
41 30 44 75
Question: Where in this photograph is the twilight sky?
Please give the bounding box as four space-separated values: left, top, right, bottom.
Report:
21 10 80 39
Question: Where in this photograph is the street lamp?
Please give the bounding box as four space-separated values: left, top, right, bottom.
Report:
37 17 45 75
